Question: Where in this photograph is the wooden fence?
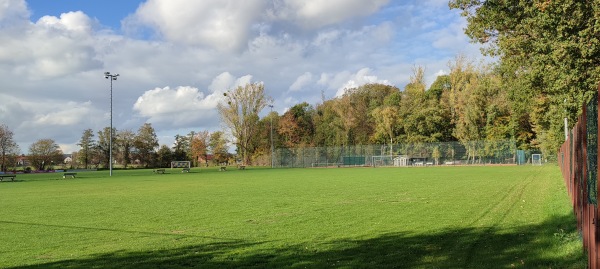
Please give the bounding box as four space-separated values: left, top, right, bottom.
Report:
558 84 599 268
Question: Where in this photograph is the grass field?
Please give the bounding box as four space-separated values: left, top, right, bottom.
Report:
0 165 585 268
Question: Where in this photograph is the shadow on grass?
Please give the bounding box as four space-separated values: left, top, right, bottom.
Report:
11 214 584 269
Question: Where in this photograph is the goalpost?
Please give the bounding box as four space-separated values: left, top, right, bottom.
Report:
372 155 398 167
531 154 542 165
171 161 191 169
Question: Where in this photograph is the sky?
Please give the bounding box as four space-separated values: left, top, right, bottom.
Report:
0 0 484 154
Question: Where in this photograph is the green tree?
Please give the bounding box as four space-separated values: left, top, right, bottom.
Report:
313 99 345 147
449 0 600 155
116 129 135 168
134 123 159 168
172 134 190 161
28 139 63 170
209 131 229 165
371 106 400 153
217 82 271 165
97 127 116 169
156 145 173 168
0 124 19 172
77 128 95 169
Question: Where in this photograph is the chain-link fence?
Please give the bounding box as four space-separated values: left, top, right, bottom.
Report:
558 88 599 268
272 140 519 168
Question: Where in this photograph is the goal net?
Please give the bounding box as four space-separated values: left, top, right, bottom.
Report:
531 154 542 165
372 155 398 167
171 161 191 169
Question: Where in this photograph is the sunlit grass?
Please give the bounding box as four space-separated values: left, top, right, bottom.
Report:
0 165 585 268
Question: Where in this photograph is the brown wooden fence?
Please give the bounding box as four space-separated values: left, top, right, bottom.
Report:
558 84 599 268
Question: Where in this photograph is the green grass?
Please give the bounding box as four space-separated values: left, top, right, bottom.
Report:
0 165 585 268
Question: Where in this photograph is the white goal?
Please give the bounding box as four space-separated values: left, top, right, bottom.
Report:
171 161 191 169
372 155 398 167
531 154 542 165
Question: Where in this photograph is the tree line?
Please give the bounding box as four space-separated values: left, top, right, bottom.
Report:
0 55 574 171
2 0 598 169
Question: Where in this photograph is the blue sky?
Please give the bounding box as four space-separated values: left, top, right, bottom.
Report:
0 0 484 153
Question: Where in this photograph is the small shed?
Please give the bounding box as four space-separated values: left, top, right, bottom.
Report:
394 156 409 167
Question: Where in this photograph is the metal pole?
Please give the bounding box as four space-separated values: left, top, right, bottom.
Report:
269 105 274 168
110 77 112 176
105 72 119 176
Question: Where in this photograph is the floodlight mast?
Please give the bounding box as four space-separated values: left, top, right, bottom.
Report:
269 104 274 168
104 72 119 176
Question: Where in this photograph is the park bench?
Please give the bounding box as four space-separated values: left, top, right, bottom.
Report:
238 165 246 170
153 169 165 174
219 166 227 171
63 172 77 178
0 174 16 181
181 168 190 173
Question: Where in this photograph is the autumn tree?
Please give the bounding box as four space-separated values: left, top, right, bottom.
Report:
28 139 63 170
371 106 400 153
217 82 271 164
190 131 210 167
0 124 19 172
278 102 315 148
209 131 229 165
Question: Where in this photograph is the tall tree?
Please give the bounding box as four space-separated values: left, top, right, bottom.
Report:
217 82 271 164
77 128 95 169
278 102 315 148
449 0 600 155
190 131 210 167
28 139 63 170
371 105 400 154
209 131 229 165
156 145 173 168
172 134 190 161
116 129 135 168
97 127 116 169
313 99 345 147
134 123 159 168
0 124 19 172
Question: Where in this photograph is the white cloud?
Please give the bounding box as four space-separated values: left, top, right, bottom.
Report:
133 86 219 126
0 0 28 25
336 68 392 96
128 0 266 51
269 0 390 29
289 72 313 92
36 11 94 33
0 10 101 79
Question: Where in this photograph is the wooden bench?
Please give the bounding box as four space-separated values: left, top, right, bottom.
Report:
181 168 190 173
63 172 77 178
153 169 165 174
238 165 246 170
0 174 16 181
219 166 227 171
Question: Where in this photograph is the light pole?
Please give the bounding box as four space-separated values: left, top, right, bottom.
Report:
269 104 274 168
104 72 119 176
